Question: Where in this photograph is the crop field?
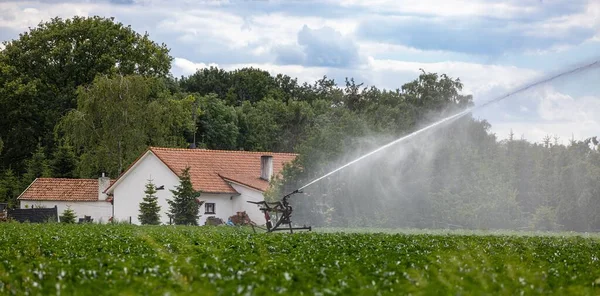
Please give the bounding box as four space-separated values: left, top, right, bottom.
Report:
1 224 600 295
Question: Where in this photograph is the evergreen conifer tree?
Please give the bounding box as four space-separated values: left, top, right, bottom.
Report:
22 143 51 185
138 179 162 225
0 169 20 207
167 167 202 225
50 142 77 178
60 206 77 223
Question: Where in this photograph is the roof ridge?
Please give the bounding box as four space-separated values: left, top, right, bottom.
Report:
149 146 298 156
18 177 107 202
218 173 266 192
35 177 116 181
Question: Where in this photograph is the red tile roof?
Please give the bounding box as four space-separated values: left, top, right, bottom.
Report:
149 147 297 194
219 173 270 192
18 178 115 202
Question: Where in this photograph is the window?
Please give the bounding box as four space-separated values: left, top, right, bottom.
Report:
205 203 215 214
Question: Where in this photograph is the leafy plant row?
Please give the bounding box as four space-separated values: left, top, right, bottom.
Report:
0 224 599 295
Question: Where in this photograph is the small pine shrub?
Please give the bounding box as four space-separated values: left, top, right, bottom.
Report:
59 206 77 224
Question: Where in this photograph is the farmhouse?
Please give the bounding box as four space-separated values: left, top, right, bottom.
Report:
105 147 297 225
18 176 114 223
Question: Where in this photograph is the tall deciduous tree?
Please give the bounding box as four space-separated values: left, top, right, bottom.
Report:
194 94 239 150
167 167 202 225
138 179 162 225
0 16 172 173
57 75 195 178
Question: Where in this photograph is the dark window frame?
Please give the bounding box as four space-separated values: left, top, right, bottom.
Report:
205 203 215 214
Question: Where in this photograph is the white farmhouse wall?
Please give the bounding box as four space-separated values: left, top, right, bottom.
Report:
229 183 266 225
111 151 274 225
19 200 112 223
197 193 237 225
112 152 181 225
112 152 237 225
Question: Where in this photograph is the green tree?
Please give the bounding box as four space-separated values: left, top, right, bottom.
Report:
0 169 20 207
22 144 51 186
167 167 202 225
138 179 162 225
195 94 239 150
0 16 172 173
0 60 39 173
58 75 194 177
225 68 279 106
237 97 286 151
59 206 77 224
179 67 232 98
50 142 77 178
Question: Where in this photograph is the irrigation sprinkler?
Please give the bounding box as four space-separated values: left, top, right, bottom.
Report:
247 189 312 233
248 58 600 234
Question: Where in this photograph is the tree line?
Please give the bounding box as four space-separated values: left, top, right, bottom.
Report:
1 16 598 231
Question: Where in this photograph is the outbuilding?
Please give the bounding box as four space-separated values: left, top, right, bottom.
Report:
18 176 114 223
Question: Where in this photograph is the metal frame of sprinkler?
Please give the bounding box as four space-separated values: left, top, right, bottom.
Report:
247 189 312 233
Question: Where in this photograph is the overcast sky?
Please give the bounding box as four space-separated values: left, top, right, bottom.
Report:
1 0 599 143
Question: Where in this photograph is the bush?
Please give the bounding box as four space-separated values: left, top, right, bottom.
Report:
59 206 77 224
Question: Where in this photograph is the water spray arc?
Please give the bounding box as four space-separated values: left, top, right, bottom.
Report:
250 59 600 233
298 59 600 191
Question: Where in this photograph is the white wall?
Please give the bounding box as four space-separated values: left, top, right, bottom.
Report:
19 200 112 223
112 152 182 225
197 193 237 225
229 183 267 226
111 152 239 225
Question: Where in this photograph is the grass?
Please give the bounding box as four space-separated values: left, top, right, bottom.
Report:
1 223 599 295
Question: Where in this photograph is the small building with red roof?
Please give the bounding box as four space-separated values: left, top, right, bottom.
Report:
104 147 297 225
18 175 114 223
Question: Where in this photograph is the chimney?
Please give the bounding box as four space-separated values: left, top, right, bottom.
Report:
260 155 273 181
98 173 111 200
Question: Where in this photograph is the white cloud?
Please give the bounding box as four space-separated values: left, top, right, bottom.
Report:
157 10 255 48
336 0 536 18
536 86 600 122
250 13 358 37
158 10 360 64
172 57 218 76
0 2 106 30
366 57 541 99
358 42 433 56
490 86 600 142
531 1 600 38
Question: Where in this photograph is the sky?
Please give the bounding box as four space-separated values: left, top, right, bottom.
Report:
1 0 599 143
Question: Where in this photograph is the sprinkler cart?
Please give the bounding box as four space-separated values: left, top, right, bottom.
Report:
247 189 312 233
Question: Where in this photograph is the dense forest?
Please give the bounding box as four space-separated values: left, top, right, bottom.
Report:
1 16 598 231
